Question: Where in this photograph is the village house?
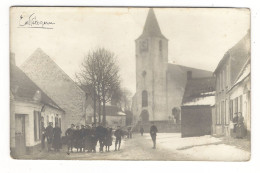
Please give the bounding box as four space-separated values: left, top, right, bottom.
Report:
20 49 89 133
213 31 250 137
86 105 126 128
227 58 251 137
10 54 64 157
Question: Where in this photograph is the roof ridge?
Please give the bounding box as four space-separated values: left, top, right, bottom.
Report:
168 62 213 73
21 48 86 95
187 76 216 80
233 57 250 84
11 64 64 112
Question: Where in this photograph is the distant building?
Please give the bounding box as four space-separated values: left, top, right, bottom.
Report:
213 32 250 137
132 8 213 127
10 57 64 157
181 77 216 137
20 48 88 133
87 105 126 128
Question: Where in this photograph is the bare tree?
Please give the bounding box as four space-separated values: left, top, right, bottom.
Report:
75 52 99 125
76 48 120 126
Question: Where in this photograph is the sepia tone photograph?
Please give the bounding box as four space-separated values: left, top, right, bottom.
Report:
10 7 251 161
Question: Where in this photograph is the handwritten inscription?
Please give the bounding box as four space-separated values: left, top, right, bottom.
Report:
19 13 55 29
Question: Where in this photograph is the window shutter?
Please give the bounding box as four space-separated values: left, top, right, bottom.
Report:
34 111 37 141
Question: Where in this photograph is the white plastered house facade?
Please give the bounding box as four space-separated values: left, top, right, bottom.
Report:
10 61 64 158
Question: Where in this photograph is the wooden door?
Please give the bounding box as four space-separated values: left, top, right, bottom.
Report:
15 114 26 155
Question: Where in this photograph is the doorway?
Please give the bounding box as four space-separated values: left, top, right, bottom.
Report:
140 110 149 122
15 114 26 156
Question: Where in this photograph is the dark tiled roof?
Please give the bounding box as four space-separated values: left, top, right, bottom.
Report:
182 77 216 104
228 57 251 92
229 33 250 85
137 8 167 40
214 32 250 81
167 63 213 78
10 64 63 111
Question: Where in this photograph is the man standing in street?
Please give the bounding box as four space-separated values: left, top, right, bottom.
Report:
96 124 107 152
89 123 97 153
79 125 86 152
53 123 62 152
114 126 123 151
140 126 144 136
45 122 54 152
150 122 158 149
65 124 75 153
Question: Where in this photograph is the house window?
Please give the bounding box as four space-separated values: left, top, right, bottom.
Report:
142 90 148 107
225 100 229 125
59 118 62 128
223 101 226 125
47 115 49 124
34 111 41 141
234 97 239 118
55 115 58 127
239 95 243 114
216 103 221 125
229 100 233 120
221 101 225 125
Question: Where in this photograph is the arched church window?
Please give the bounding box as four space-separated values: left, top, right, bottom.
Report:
159 40 162 51
142 90 148 107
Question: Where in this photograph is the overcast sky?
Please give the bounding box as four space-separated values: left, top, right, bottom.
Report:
10 7 250 94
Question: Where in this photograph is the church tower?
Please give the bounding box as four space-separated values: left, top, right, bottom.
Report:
135 8 169 122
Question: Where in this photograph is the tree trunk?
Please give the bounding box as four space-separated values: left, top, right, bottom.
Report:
98 99 101 124
93 89 97 125
102 97 106 127
102 85 106 127
97 85 101 124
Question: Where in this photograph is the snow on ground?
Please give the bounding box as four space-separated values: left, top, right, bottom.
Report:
181 144 250 161
182 95 215 106
144 133 250 161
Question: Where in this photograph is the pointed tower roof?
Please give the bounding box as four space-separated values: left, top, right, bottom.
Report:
137 8 167 40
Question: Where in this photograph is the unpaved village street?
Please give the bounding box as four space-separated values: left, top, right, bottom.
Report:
19 133 250 161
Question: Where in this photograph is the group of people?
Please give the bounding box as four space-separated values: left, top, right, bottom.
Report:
230 112 246 138
41 121 159 153
41 122 62 152
41 122 125 153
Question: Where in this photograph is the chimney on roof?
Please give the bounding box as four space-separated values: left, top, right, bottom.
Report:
10 52 15 65
33 90 42 102
187 71 192 80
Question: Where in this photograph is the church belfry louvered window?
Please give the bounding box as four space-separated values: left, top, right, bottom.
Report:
140 40 148 52
142 90 148 107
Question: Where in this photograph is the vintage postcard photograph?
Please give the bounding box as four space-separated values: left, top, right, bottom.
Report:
10 7 251 161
